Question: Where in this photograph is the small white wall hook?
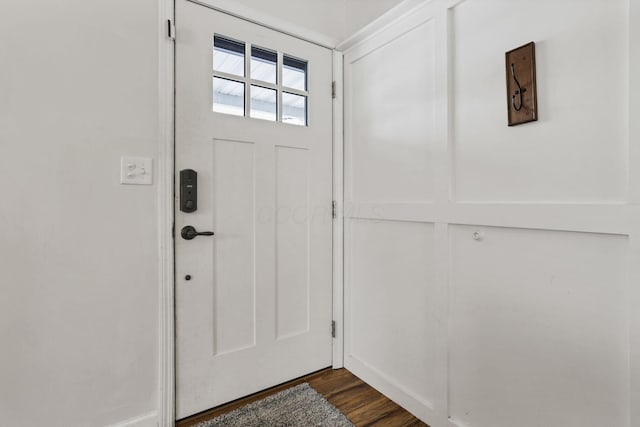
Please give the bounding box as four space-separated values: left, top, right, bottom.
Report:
473 231 484 241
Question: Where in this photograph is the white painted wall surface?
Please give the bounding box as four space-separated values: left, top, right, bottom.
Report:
452 0 628 202
4 0 636 426
343 1 639 426
0 0 405 425
0 1 160 426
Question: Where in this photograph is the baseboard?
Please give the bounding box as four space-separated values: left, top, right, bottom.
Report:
448 417 472 427
345 355 448 427
108 411 157 427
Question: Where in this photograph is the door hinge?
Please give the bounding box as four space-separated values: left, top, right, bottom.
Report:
332 200 337 219
331 320 336 338
167 19 176 41
331 81 337 99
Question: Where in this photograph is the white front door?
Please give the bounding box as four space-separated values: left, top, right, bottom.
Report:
175 0 334 419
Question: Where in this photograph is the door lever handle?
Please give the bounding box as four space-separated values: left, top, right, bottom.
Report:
181 225 215 240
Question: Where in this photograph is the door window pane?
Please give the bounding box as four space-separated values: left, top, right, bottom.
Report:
282 92 307 126
212 36 309 124
250 85 277 121
213 77 245 116
283 56 307 91
214 35 245 77
251 47 277 84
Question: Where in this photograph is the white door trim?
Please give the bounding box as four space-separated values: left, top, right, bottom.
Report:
157 2 345 425
332 50 345 369
158 0 175 426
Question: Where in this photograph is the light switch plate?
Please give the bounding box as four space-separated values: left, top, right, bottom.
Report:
120 156 153 185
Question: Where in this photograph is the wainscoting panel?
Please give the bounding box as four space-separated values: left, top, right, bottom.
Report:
347 11 437 204
342 0 635 426
449 225 629 427
345 218 439 421
451 0 628 203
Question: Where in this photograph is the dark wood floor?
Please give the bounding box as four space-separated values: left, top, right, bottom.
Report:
177 368 429 427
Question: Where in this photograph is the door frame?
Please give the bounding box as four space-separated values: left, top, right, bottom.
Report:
157 2 345 425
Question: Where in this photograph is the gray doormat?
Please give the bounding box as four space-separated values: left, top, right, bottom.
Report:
194 383 354 427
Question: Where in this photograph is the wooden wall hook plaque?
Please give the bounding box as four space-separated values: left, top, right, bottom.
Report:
506 42 538 126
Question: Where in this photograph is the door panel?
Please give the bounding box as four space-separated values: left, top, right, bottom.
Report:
275 145 311 339
175 0 333 418
213 139 256 354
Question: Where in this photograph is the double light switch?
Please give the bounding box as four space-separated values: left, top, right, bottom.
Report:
120 156 153 185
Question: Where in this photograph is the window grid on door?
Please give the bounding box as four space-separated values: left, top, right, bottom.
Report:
213 34 308 126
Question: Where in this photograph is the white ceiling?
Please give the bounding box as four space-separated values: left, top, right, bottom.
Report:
231 0 405 42
343 0 405 38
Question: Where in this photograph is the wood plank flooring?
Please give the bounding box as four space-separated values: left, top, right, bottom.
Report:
177 368 429 427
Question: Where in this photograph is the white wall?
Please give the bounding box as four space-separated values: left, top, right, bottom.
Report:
0 1 160 426
452 0 627 202
343 1 638 426
629 0 640 424
6 0 635 426
0 0 403 425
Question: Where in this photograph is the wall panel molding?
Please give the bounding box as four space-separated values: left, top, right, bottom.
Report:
342 1 635 426
627 2 640 426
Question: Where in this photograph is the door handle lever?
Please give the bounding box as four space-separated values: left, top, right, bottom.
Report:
181 225 215 240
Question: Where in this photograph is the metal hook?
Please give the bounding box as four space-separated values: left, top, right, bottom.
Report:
510 63 527 112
